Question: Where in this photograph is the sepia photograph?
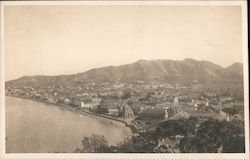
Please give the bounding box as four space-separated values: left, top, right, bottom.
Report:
0 1 249 159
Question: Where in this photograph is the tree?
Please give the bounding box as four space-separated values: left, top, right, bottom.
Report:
180 136 206 153
222 122 245 153
116 138 136 153
155 119 195 138
116 132 157 153
223 135 245 153
222 107 239 116
180 119 245 153
122 91 131 99
181 120 225 152
75 134 110 153
95 108 108 114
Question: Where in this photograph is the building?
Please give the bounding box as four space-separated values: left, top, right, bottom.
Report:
174 96 179 105
205 99 210 107
194 103 199 110
163 107 175 119
164 107 169 119
124 103 134 118
155 135 184 153
230 114 244 126
138 108 165 121
64 98 71 104
80 102 87 108
108 108 119 116
97 97 121 116
169 111 190 120
173 96 182 113
81 101 99 110
92 97 102 103
33 93 42 100
47 97 57 104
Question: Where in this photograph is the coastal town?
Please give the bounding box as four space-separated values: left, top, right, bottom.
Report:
5 79 245 152
5 81 244 120
4 55 246 153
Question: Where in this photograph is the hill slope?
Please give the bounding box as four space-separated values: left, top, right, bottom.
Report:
226 63 243 76
6 59 243 87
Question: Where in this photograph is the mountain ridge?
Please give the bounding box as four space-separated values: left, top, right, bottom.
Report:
6 59 243 87
225 63 243 76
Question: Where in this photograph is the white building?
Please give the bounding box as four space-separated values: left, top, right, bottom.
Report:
64 98 71 104
164 107 169 119
108 108 119 116
80 102 86 108
174 96 179 105
194 103 199 110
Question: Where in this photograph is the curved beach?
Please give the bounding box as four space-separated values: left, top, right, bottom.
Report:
5 96 132 153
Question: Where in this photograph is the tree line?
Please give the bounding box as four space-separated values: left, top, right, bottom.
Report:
75 117 245 153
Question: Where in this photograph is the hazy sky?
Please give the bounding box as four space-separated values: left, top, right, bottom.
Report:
5 5 243 81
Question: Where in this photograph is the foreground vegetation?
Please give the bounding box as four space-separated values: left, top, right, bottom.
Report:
75 117 245 153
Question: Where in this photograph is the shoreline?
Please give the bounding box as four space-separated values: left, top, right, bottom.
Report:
6 95 137 134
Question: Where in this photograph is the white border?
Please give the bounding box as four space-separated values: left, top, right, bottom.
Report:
0 0 248 5
0 1 6 158
242 1 249 158
0 1 249 159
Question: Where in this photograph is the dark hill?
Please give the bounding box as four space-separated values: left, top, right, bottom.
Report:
226 63 243 76
6 59 243 87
